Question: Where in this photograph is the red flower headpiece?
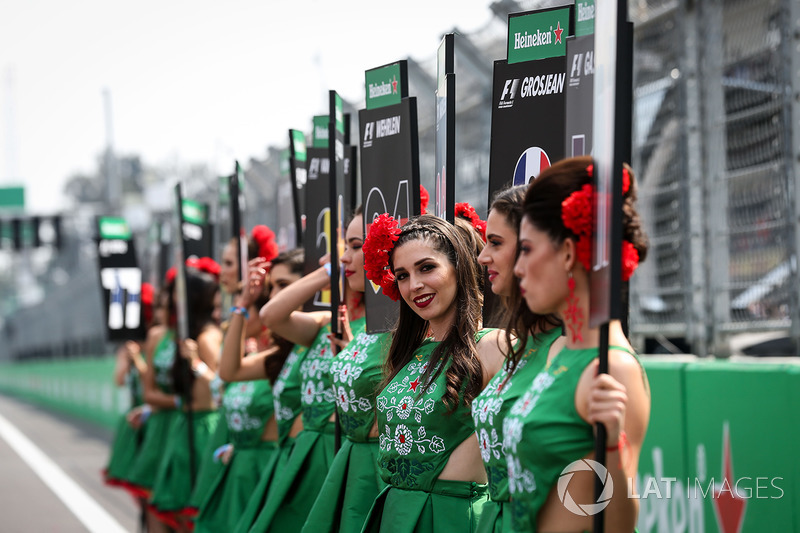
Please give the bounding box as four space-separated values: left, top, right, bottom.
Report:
454 202 487 242
362 213 402 301
561 164 639 281
141 282 155 325
420 185 429 215
165 267 177 285
186 256 221 277
251 225 278 262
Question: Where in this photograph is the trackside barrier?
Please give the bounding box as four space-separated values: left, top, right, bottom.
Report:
1 354 798 531
0 356 126 430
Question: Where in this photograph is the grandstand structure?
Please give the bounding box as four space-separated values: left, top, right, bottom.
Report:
1 0 797 360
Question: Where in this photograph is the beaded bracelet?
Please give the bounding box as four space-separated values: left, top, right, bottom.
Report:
230 306 250 319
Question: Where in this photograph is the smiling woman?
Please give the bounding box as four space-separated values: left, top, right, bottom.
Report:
360 214 507 533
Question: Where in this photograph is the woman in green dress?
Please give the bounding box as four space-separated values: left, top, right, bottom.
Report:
301 210 390 533
505 156 651 532
147 263 224 532
471 186 564 533
124 272 185 533
192 248 304 533
182 226 281 521
360 214 507 533
104 281 155 490
247 213 367 532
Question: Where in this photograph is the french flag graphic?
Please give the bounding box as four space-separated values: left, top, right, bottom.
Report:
513 147 551 186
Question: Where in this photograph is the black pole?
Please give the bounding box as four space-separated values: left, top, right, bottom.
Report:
593 324 610 533
174 184 196 488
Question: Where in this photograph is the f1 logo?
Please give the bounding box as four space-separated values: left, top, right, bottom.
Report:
363 122 374 143
500 79 519 101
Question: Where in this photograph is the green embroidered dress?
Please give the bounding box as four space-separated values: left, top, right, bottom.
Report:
104 367 146 491
126 330 181 495
503 345 641 533
249 322 361 532
194 378 276 533
470 328 561 533
184 375 230 516
233 342 310 532
302 324 389 533
361 331 494 533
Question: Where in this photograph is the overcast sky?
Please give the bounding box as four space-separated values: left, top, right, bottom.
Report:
0 0 493 213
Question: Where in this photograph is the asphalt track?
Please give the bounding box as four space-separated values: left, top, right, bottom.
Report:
0 393 140 533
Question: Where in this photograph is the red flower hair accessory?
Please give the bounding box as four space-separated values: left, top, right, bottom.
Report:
251 225 278 262
362 213 402 301
141 282 155 325
186 256 221 277
455 202 487 242
165 267 177 285
420 185 429 215
560 163 640 281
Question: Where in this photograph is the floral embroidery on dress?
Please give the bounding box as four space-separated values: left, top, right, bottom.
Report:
301 379 335 406
509 371 555 418
379 423 446 456
478 427 503 462
335 386 372 413
507 455 537 495
378 394 435 423
382 457 435 489
272 348 303 424
330 361 364 388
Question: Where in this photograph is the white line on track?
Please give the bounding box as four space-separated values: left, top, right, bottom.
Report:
0 411 128 533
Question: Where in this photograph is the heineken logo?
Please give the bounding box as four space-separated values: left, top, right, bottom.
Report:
508 8 569 62
315 124 329 141
368 75 398 99
577 2 594 22
513 21 563 51
99 218 130 240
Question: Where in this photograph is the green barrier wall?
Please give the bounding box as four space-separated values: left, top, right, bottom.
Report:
1 356 798 531
0 356 127 430
636 358 800 533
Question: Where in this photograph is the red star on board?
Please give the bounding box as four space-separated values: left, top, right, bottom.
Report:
409 377 420 392
391 75 398 94
712 423 747 533
553 21 564 44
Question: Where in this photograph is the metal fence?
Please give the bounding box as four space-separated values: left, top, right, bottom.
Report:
628 0 799 356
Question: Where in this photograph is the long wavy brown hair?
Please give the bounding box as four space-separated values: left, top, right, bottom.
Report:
488 185 561 375
383 215 485 412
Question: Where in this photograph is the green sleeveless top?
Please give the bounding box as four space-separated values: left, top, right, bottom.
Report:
376 329 494 492
299 323 336 431
329 324 390 442
273 343 309 444
470 328 562 502
153 329 176 394
503 345 639 532
221 379 274 447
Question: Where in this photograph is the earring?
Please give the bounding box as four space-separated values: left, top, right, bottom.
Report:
564 272 584 343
